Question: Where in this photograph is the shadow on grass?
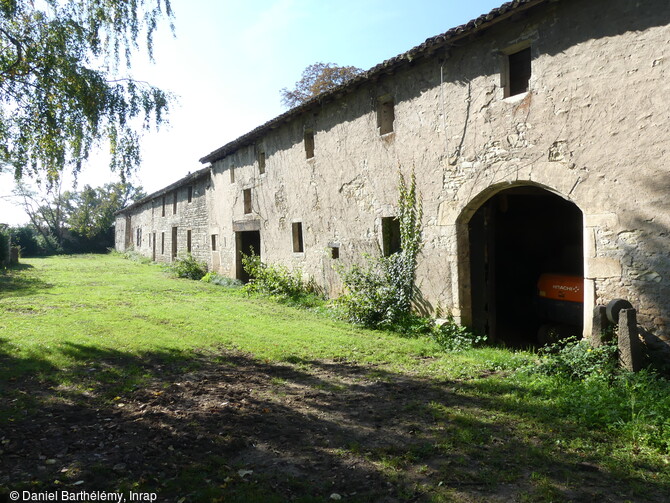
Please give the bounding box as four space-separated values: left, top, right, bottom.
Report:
1 341 668 503
0 263 54 298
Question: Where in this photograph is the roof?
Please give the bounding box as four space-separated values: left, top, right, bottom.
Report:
199 0 548 165
115 165 211 215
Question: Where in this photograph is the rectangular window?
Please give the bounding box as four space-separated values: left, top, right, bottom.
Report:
161 232 165 255
243 188 252 214
230 165 235 183
506 46 531 97
258 150 266 174
187 229 192 253
331 246 339 259
171 227 178 259
377 97 395 135
161 195 166 217
292 222 304 253
381 217 401 256
136 228 141 247
304 130 315 159
172 191 177 214
211 234 217 251
187 185 193 203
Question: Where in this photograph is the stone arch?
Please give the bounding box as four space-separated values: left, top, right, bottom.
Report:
455 181 586 346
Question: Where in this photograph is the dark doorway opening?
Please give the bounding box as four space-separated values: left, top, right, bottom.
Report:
236 230 261 283
468 186 583 347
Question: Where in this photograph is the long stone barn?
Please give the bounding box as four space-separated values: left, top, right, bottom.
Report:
115 0 670 353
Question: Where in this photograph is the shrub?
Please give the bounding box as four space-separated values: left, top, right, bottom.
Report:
165 253 207 280
432 315 487 351
241 253 324 308
532 337 619 381
201 272 243 288
0 227 9 266
336 169 423 328
242 253 305 298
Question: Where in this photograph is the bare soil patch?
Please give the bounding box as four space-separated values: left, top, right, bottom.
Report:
1 350 666 502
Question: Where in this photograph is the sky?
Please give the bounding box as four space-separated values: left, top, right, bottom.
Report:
0 0 505 226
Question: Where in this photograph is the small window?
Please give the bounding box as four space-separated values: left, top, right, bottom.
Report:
243 188 252 214
304 130 315 159
161 232 165 255
187 185 193 203
187 229 192 253
258 150 266 174
506 46 531 97
161 195 166 217
230 165 235 183
171 227 178 259
172 191 177 214
381 217 401 256
292 222 304 253
331 246 339 259
136 228 141 247
377 97 395 135
211 234 218 251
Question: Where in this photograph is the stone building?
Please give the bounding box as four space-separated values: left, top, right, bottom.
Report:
116 0 670 351
114 166 212 265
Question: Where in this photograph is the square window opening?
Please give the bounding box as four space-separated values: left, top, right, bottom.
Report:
506 46 531 97
381 217 401 256
292 222 304 253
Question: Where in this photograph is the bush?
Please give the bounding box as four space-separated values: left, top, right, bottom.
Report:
241 253 324 308
201 272 243 288
532 337 619 381
336 169 423 328
165 253 207 280
0 227 9 266
432 315 487 351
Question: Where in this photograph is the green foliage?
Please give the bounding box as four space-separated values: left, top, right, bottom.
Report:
241 253 324 308
200 272 243 288
120 248 152 264
165 253 207 280
0 0 173 182
532 337 619 381
10 225 41 256
336 169 423 328
0 226 9 266
280 62 363 108
431 315 487 351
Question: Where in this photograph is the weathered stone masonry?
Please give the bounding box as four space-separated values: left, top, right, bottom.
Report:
116 0 670 352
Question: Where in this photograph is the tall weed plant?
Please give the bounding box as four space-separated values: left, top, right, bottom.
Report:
336 168 423 328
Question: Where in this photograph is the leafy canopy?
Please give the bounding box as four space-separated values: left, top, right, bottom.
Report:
280 62 363 108
0 0 174 183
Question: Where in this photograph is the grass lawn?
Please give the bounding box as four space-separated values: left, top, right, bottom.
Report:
0 254 668 502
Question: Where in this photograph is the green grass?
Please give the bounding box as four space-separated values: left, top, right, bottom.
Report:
1 254 669 502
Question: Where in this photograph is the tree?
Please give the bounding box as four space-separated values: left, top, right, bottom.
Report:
66 182 145 239
12 180 145 253
280 62 363 108
0 0 174 183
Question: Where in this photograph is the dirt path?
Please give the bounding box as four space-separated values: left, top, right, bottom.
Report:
1 350 666 502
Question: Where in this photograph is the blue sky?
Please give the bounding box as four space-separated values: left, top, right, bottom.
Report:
0 0 504 225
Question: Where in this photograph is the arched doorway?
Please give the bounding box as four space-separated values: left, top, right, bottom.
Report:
465 185 584 347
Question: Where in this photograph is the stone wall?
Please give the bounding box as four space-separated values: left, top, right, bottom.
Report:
115 171 212 268
118 0 670 349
